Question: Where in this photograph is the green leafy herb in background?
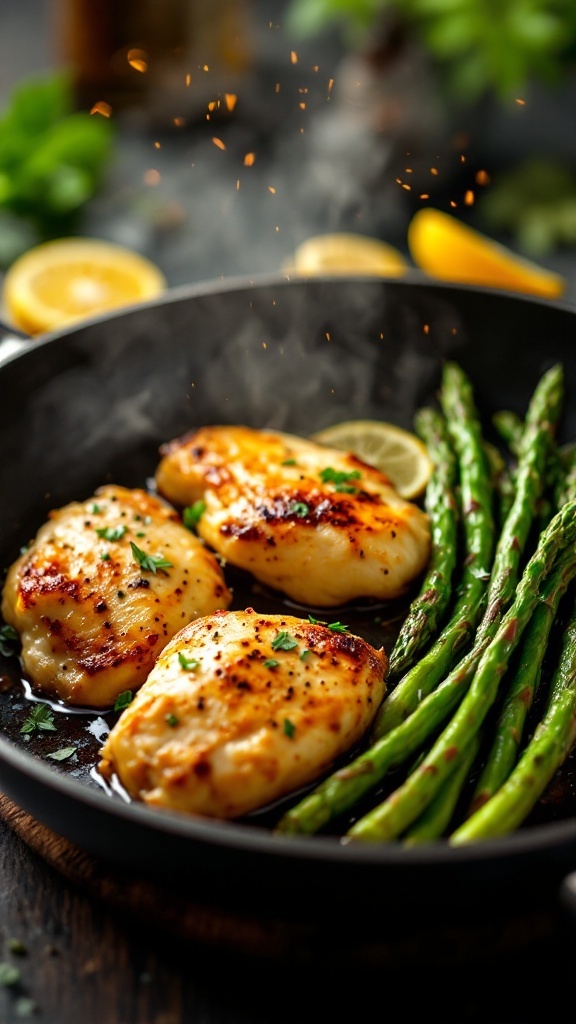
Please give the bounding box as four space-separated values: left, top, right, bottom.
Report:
286 0 576 103
0 72 115 268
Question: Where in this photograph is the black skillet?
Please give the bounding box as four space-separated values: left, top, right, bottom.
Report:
0 273 575 960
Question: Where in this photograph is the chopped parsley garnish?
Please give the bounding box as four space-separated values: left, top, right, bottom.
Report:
165 713 179 727
130 541 173 573
178 652 201 671
95 524 127 542
263 658 279 669
0 623 18 657
307 614 349 633
281 458 297 466
20 704 57 735
319 467 361 492
271 630 299 652
46 745 77 762
114 690 133 711
89 503 102 514
100 552 111 561
283 719 296 739
289 501 309 517
183 501 206 531
300 649 310 660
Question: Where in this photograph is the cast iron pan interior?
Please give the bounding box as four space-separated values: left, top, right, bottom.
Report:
0 274 575 924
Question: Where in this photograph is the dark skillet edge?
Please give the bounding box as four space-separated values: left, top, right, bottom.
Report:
0 731 574 924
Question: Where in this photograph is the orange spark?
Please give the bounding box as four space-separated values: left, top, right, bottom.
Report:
515 97 526 106
419 194 430 200
90 100 111 117
203 65 210 72
423 324 430 335
212 137 226 150
225 93 237 111
450 200 457 208
430 167 439 176
299 102 306 110
268 186 276 194
185 73 191 87
154 141 161 149
127 48 148 73
464 190 475 206
291 51 298 64
475 169 490 185
144 169 161 186
244 152 256 166
173 116 186 127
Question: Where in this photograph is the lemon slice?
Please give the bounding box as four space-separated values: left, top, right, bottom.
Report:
407 208 565 299
3 237 167 335
293 233 408 277
311 419 433 499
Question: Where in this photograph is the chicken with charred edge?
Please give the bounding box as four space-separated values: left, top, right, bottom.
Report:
99 607 387 818
1 485 232 708
155 425 431 607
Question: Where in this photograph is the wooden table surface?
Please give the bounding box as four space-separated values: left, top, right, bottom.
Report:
0 799 575 1024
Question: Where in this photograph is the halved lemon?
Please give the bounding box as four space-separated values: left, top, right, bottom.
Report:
311 419 433 499
3 237 167 335
407 208 565 299
292 233 408 277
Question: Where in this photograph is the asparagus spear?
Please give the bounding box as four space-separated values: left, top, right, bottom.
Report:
386 407 459 679
402 732 481 845
450 587 576 844
492 409 524 455
345 500 576 843
373 363 495 736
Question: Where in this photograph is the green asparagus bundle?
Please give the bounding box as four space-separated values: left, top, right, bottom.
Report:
275 362 573 842
347 500 576 842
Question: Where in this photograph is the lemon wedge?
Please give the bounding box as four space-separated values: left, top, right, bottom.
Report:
3 237 167 335
292 233 408 277
408 208 565 299
311 419 433 499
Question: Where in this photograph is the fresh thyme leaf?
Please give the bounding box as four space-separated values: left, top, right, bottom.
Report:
327 621 349 633
130 541 173 573
307 614 326 625
263 658 279 669
95 524 127 541
0 623 18 657
178 652 201 671
283 718 296 739
114 690 133 711
271 630 298 651
20 704 57 735
46 745 77 761
183 501 206 531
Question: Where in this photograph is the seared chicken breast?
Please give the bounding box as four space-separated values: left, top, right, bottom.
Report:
99 607 387 818
1 485 231 708
155 425 430 607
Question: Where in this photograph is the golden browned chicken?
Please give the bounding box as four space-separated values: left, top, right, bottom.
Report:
1 485 232 708
99 607 387 818
155 425 430 607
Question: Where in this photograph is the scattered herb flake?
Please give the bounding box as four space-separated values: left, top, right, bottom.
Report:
100 551 111 561
95 524 127 541
165 713 179 727
289 501 309 517
178 652 201 671
46 746 77 762
263 658 279 669
319 467 361 491
114 690 133 711
183 501 206 531
0 962 21 987
130 541 173 573
20 704 56 735
271 630 299 652
283 719 296 739
90 503 102 514
328 621 349 633
300 648 311 660
281 457 297 466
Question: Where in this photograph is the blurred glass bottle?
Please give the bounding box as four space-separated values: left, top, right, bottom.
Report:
52 0 253 124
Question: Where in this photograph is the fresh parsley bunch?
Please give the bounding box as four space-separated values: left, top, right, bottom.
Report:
0 72 115 267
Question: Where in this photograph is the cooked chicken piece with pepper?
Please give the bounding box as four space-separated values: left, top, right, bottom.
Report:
99 607 387 818
1 485 231 708
155 425 430 607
